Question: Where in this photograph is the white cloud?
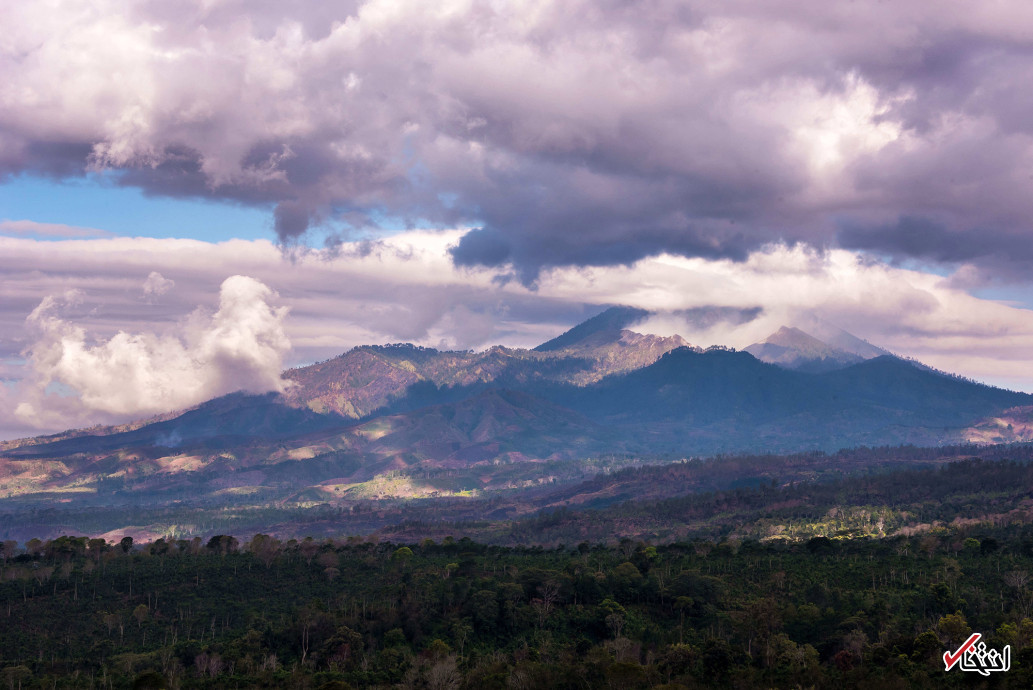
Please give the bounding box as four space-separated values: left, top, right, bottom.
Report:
12 275 289 430
536 244 1033 389
3 233 1033 438
0 219 114 239
142 271 174 297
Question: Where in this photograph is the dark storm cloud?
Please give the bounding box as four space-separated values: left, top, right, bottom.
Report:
0 141 95 180
840 216 1033 278
273 202 314 242
5 0 1033 279
449 227 512 267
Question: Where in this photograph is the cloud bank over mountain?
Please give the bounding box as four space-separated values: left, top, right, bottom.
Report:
4 231 1033 439
4 0 1033 280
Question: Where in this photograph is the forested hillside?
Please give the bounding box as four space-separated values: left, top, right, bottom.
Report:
3 522 1033 688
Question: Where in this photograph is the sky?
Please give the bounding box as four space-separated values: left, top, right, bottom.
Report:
4 0 1033 439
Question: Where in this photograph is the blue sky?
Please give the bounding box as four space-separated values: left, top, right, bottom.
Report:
0 175 271 242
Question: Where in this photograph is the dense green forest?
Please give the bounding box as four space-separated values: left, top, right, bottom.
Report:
5 460 1033 687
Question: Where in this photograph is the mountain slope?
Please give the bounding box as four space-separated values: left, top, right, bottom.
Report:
0 388 620 503
797 317 891 359
348 389 614 471
548 347 1033 453
2 392 346 460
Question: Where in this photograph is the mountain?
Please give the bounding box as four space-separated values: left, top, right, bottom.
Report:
2 392 346 460
281 317 688 418
4 308 1033 542
745 322 892 372
797 316 892 359
7 315 1031 467
533 305 649 351
745 326 866 372
551 348 1033 453
0 388 621 506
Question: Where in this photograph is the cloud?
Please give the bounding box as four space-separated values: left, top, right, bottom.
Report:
4 1 1033 278
534 243 1033 388
11 275 289 430
630 307 765 344
2 231 1033 435
0 219 114 239
142 271 174 297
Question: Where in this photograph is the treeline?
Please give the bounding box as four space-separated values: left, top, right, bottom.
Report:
3 527 1033 688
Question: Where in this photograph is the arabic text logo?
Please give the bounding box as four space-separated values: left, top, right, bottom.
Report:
943 633 1010 675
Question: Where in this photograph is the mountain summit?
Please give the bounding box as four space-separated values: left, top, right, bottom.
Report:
533 306 651 351
745 324 888 373
794 317 891 360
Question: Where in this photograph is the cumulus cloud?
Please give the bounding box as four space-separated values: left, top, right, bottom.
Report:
0 233 562 364
4 1 1033 278
142 271 174 297
11 275 289 431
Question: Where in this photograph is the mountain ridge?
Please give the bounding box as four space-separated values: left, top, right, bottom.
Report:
3 312 1030 524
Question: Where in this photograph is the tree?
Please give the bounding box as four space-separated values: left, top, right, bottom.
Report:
610 562 643 601
249 534 281 568
937 612 971 648
1 665 31 690
88 538 108 561
25 538 43 558
0 541 16 562
530 581 560 629
206 535 239 555
133 604 149 630
599 598 627 638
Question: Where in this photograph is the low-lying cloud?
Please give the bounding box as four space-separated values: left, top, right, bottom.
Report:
5 232 1033 439
11 275 289 432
